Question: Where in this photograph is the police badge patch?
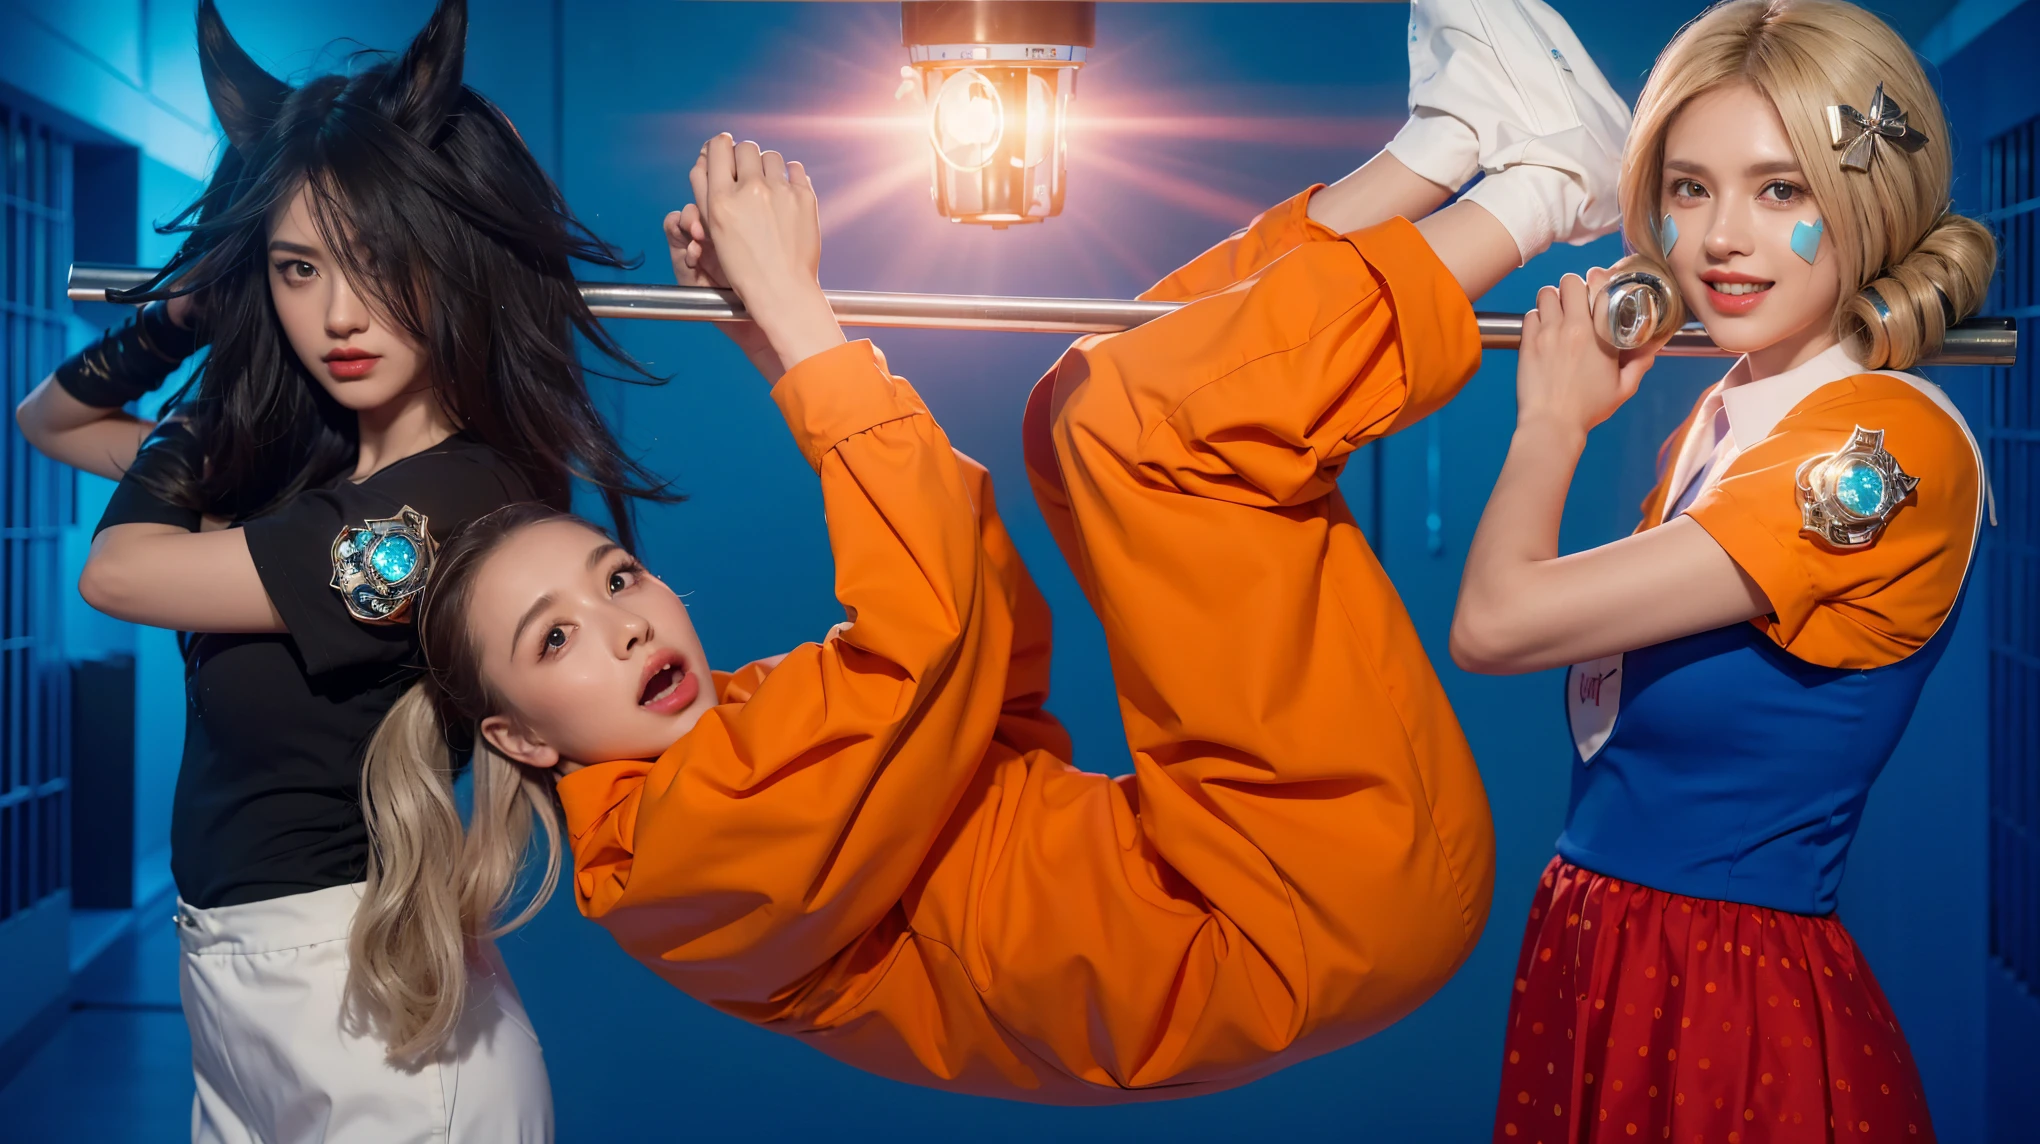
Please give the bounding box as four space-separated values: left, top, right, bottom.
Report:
330 506 437 623
1794 426 1919 549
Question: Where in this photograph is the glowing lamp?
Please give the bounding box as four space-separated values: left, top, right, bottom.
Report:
903 1 1094 228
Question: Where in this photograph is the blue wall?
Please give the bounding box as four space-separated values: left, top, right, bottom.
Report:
0 1 2010 1138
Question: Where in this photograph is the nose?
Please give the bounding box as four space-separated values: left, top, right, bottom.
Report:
1701 197 1756 262
325 271 372 340
612 607 652 657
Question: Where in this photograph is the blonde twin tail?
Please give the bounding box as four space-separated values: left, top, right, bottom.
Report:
1616 0 1997 365
348 680 469 1062
347 502 575 1063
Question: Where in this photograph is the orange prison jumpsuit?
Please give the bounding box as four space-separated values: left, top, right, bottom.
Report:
555 189 1497 1102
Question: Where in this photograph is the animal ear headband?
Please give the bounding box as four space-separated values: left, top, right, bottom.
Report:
1827 82 1929 173
196 0 470 153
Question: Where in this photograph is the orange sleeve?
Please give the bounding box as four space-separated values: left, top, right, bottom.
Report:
1139 186 1340 304
556 338 1033 1004
555 223 1486 1102
1683 374 1980 669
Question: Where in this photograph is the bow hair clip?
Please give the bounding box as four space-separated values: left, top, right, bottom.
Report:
1826 82 1929 173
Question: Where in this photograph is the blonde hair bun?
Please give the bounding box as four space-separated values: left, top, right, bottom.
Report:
1847 210 1997 370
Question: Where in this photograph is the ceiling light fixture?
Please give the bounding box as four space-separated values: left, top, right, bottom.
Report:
902 1 1095 228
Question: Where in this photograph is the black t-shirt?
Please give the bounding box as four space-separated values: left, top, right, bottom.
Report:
98 433 537 908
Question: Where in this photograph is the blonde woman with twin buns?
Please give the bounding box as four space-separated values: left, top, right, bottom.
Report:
1451 1 1993 1140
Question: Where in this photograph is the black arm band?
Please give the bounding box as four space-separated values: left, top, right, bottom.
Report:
54 301 205 409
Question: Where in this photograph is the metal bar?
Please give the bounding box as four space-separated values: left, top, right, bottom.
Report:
70 263 2021 366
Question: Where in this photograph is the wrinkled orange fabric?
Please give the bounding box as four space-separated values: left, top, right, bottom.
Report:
1641 376 1981 670
555 189 1496 1102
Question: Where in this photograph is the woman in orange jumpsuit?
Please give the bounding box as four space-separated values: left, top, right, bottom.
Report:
358 0 1634 1101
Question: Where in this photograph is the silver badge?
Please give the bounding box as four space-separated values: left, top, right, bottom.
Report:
1795 427 1919 549
329 506 436 624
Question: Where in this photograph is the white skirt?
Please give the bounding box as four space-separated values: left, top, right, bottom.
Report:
175 883 553 1143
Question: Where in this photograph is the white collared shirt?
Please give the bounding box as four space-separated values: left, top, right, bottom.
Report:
1662 343 1887 524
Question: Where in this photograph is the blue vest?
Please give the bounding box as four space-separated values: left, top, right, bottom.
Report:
1553 593 1964 916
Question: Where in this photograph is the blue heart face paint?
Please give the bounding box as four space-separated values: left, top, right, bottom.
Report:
1790 219 1824 265
1659 214 1679 255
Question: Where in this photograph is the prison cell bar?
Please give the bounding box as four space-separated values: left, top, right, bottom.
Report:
68 264 2020 367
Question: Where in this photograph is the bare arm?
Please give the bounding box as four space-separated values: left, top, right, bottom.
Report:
14 378 154 480
82 523 285 633
14 296 199 479
1451 271 1769 675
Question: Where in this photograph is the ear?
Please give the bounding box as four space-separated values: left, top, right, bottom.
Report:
479 712 562 770
197 0 290 152
377 0 469 141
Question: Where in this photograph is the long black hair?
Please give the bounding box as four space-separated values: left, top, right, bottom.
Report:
123 0 670 548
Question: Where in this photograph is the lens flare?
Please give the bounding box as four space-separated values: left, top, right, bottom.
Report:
930 68 1005 170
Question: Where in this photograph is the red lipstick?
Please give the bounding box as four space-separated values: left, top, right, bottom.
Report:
323 346 381 380
1698 270 1774 317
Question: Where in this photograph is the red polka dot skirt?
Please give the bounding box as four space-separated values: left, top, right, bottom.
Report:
1492 858 1934 1143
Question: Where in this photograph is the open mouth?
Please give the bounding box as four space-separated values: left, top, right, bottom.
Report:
640 661 685 706
1699 274 1776 315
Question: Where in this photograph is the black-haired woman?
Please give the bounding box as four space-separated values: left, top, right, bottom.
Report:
12 1 658 1138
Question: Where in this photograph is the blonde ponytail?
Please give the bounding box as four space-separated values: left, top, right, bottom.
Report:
347 679 563 1062
1844 212 1997 370
346 501 576 1062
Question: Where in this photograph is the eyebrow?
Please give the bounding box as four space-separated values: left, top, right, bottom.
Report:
267 240 322 257
1664 158 1805 178
506 542 624 661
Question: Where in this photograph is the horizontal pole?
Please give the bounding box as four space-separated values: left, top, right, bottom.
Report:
69 263 2019 366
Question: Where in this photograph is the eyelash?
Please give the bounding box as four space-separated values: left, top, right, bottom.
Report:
607 557 645 596
1666 178 1808 204
536 556 647 661
272 259 317 284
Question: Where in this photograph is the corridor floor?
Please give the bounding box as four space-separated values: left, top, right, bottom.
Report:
0 903 193 1141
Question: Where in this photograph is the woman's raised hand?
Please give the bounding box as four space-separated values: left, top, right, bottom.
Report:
664 203 728 292
665 202 789 382
682 134 843 372
1515 268 1664 439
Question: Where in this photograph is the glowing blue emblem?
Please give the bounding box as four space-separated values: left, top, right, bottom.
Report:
369 534 420 584
1795 427 1918 549
1833 460 1886 516
329 506 436 623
